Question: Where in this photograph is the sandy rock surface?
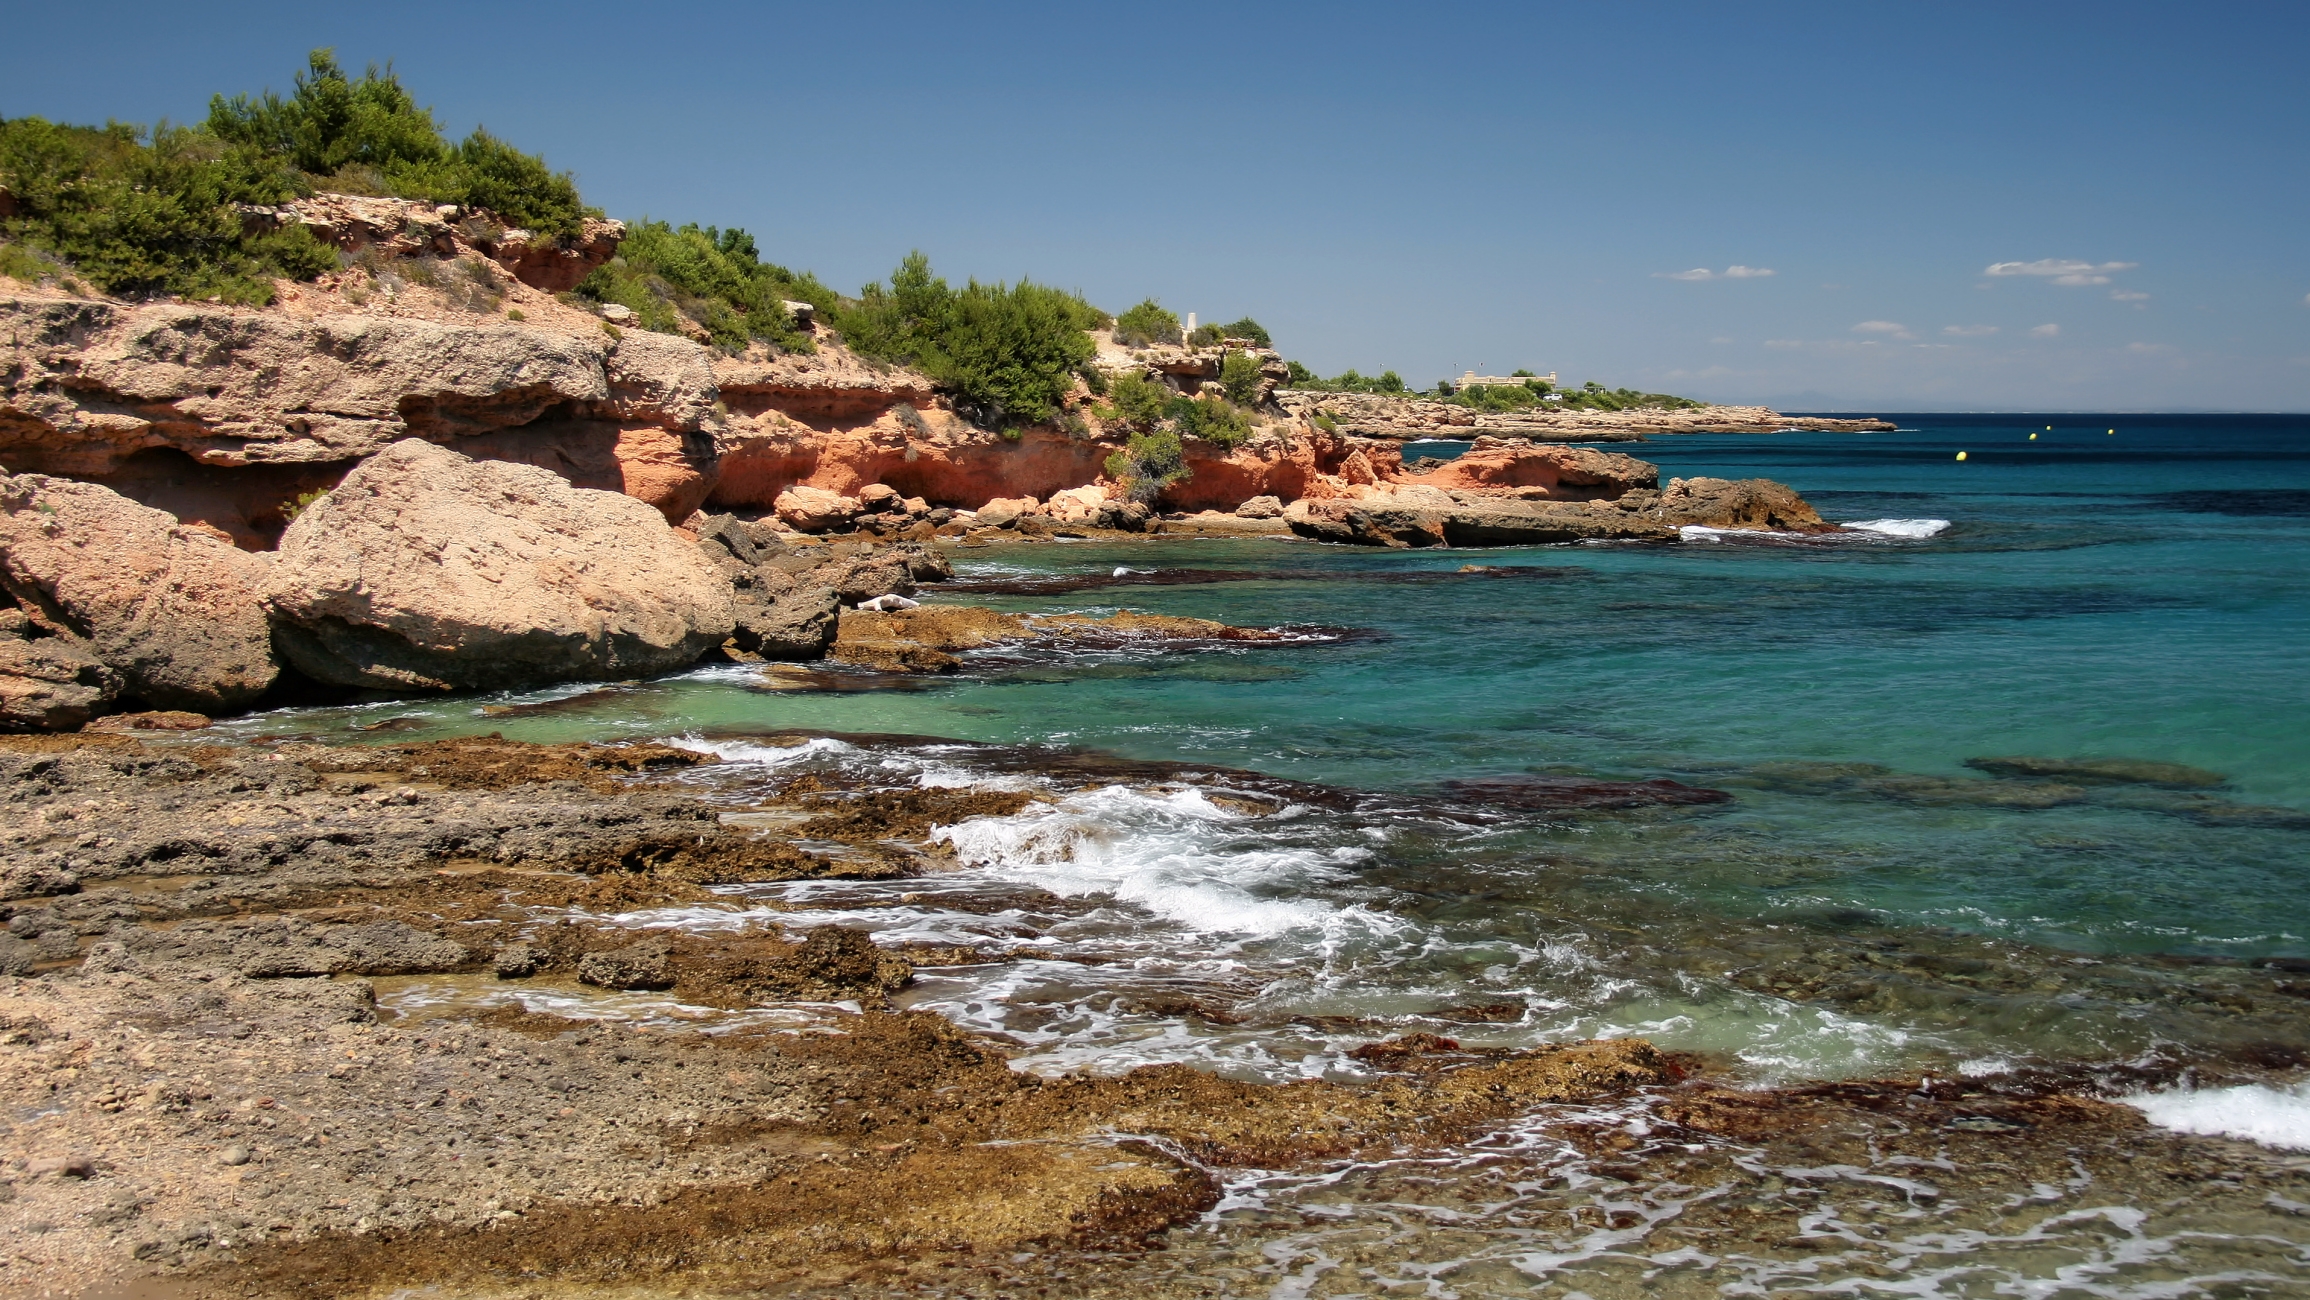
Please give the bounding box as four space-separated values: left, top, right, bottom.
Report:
0 473 277 712
262 440 735 692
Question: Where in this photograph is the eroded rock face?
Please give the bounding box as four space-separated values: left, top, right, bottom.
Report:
262 440 734 692
1653 477 1828 532
0 608 119 731
0 296 722 531
0 474 276 712
1395 439 1657 499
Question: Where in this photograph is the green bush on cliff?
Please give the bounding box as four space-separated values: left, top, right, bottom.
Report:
0 117 333 303
1555 380 1703 411
1296 367 1406 394
1104 429 1188 503
834 252 1102 428
1111 298 1180 348
0 51 591 305
1218 350 1265 405
1285 360 1318 387
207 51 590 236
1169 393 1253 448
1102 370 1171 429
576 220 835 352
1448 381 1546 413
1221 317 1271 347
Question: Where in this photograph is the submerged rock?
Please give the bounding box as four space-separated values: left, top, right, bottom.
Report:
0 473 277 713
262 440 734 692
829 604 1305 674
1966 755 2228 788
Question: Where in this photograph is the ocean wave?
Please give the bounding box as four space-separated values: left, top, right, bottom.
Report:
2125 1081 2310 1151
1843 517 1952 538
934 783 1392 943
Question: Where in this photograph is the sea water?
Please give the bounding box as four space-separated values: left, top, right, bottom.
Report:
225 414 2310 1295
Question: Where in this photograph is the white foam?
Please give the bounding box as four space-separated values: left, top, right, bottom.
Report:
934 784 1390 942
1842 517 1951 538
2125 1082 2310 1150
662 733 853 767
1677 525 1811 543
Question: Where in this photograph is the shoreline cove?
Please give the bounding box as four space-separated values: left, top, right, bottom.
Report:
4 416 2308 1296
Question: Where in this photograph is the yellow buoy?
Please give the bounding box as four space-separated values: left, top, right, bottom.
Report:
2029 433 2038 440
2107 428 2115 435
1956 451 1968 461
2046 425 2052 430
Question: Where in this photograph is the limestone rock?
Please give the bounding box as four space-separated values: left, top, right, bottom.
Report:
0 297 617 475
1653 477 1828 532
0 474 277 711
975 496 1040 528
775 486 861 533
578 937 674 990
262 440 735 692
731 584 840 660
1235 494 1284 519
0 608 119 731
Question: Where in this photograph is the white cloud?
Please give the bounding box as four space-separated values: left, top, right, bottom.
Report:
2028 323 2061 337
2110 290 2150 302
1764 338 1804 349
1852 320 1914 340
1654 265 1776 281
1985 258 2139 287
2125 341 2169 353
1943 324 1999 337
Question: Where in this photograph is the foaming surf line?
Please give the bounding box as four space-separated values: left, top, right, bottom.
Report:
1843 517 1952 538
1678 519 1951 545
2126 1082 2310 1151
935 783 1397 943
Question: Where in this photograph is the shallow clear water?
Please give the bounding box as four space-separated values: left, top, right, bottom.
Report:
224 414 2310 1294
227 415 2310 1083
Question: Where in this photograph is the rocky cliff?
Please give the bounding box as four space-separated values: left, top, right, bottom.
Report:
1276 391 1894 440
0 208 1857 728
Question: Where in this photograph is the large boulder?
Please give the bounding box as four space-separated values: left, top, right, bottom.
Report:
1653 477 1828 532
262 440 735 692
774 486 860 533
0 608 120 731
0 473 277 712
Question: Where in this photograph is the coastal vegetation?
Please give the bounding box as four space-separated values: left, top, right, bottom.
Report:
1103 429 1188 502
832 252 1102 429
574 220 833 353
1 51 1706 422
1111 298 1181 348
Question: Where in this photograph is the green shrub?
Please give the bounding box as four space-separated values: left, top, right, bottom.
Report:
1311 410 1339 433
1449 382 1543 414
1170 394 1252 448
208 51 590 237
576 220 834 352
1103 370 1170 429
1219 350 1265 405
0 117 329 304
834 253 1100 427
1220 317 1271 346
1104 429 1187 503
1285 360 1317 387
1187 322 1225 347
1556 380 1701 411
1112 298 1180 347
0 51 592 305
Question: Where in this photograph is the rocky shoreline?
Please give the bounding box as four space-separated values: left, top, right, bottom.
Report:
7 730 2303 1297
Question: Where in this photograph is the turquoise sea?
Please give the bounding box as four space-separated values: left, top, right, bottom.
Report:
234 414 2310 1295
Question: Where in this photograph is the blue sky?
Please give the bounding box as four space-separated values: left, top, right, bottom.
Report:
7 1 2306 410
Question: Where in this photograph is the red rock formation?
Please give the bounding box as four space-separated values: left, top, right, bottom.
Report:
1393 439 1658 500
